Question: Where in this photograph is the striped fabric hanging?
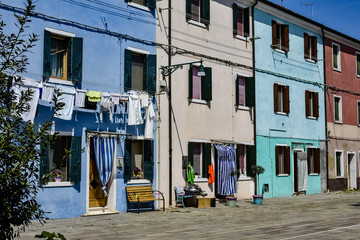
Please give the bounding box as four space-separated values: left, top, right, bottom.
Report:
215 144 238 196
93 136 116 196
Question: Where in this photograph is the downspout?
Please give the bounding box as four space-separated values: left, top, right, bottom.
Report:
168 0 173 206
322 26 329 192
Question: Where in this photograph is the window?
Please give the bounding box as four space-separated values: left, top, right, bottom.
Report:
307 148 320 174
189 65 212 101
188 142 211 178
124 139 154 181
334 96 342 123
126 0 156 9
236 75 255 107
275 145 290 175
305 90 319 118
40 135 82 183
43 30 83 82
274 83 290 114
186 0 210 25
124 49 156 94
356 52 360 77
236 76 246 106
335 151 344 177
304 33 317 62
272 21 289 52
232 4 249 38
332 43 341 70
237 145 247 177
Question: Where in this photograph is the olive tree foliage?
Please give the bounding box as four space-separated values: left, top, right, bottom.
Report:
0 1 63 239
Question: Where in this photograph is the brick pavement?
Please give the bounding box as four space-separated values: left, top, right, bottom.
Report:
17 191 360 239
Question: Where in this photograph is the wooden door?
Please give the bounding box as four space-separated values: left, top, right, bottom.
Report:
89 138 107 208
293 152 298 193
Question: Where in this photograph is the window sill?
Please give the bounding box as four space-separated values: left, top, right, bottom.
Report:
238 176 251 181
44 182 74 187
187 20 207 29
277 174 289 177
189 98 208 105
194 177 208 183
306 116 317 120
334 121 343 124
333 68 342 73
275 111 288 116
127 179 151 185
309 173 319 176
234 35 248 41
127 2 150 11
357 75 360 78
305 58 316 64
48 78 74 86
237 105 250 111
336 176 344 179
272 48 287 54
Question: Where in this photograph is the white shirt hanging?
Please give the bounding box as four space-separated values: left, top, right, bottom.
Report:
100 92 113 123
144 100 155 139
75 89 87 108
128 94 143 125
41 83 54 103
54 85 75 121
140 93 149 108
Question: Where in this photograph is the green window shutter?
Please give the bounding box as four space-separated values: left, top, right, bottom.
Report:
232 4 238 35
69 136 82 183
124 49 132 92
145 54 156 94
188 66 193 99
201 67 212 101
68 37 83 82
244 8 250 37
43 30 51 78
39 136 50 181
235 76 239 106
186 0 191 20
245 77 255 107
144 140 154 180
201 0 210 25
124 139 132 182
147 0 156 9
246 145 256 177
188 142 194 166
202 143 211 178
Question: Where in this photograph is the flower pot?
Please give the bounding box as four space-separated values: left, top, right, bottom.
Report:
54 177 62 183
253 195 263 205
226 197 237 207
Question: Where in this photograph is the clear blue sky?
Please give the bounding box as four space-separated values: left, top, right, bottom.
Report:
267 0 360 40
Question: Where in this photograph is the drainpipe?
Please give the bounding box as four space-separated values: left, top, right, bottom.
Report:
322 26 329 192
168 0 173 207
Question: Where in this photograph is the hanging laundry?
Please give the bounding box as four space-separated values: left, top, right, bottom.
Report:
144 100 155 139
86 90 101 102
187 163 194 185
75 89 87 108
111 93 120 105
208 163 215 184
41 83 54 102
12 76 42 123
55 85 75 120
140 93 149 108
120 94 129 102
128 94 144 125
100 92 113 123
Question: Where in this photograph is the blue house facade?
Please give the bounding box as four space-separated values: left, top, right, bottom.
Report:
2 0 157 218
254 1 326 198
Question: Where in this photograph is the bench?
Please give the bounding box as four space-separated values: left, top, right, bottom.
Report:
125 185 165 213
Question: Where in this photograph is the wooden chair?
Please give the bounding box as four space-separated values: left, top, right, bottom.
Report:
174 186 192 208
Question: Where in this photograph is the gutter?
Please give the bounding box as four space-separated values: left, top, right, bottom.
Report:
322 27 329 192
168 0 172 207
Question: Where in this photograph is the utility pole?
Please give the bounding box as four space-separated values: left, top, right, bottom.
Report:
300 2 314 18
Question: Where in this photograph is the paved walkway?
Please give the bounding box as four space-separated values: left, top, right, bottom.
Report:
18 191 360 239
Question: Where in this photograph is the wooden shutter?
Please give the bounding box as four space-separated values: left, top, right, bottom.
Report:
68 37 83 82
284 85 290 113
244 8 250 37
201 67 212 101
272 20 277 48
246 145 256 177
124 49 132 92
201 0 210 25
235 77 239 106
69 136 82 182
314 92 319 118
145 54 156 94
275 146 280 175
304 33 309 59
144 140 154 180
307 149 311 174
314 148 320 174
202 143 211 178
274 83 279 112
311 36 318 61
124 139 132 182
188 66 193 99
186 0 192 20
232 3 238 35
43 30 51 78
245 77 255 107
284 146 290 174
147 0 156 9
188 142 194 166
281 24 289 52
39 136 50 182
305 90 310 117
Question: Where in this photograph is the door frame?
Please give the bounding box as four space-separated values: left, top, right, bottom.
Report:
292 148 303 193
347 152 356 190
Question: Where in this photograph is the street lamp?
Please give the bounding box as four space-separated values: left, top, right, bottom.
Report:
160 59 205 78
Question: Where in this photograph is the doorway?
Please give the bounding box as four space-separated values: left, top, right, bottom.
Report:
293 150 307 193
347 153 356 190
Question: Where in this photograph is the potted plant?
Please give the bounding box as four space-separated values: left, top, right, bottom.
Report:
132 167 143 179
252 165 265 205
51 170 63 182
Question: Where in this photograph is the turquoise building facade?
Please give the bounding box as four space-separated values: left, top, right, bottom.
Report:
254 1 326 198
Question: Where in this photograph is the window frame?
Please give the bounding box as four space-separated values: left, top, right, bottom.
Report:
357 100 360 126
335 150 344 178
275 144 291 176
237 144 248 179
188 64 212 103
304 33 318 62
332 43 341 71
188 141 212 182
232 3 250 40
307 147 320 175
271 20 289 52
305 90 319 118
334 95 342 123
356 52 360 78
274 83 290 114
186 0 210 27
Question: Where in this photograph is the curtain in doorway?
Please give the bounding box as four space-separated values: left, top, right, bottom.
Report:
94 136 116 196
215 144 237 196
297 152 308 192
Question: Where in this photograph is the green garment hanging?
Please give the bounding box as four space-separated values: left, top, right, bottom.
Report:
187 163 194 185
